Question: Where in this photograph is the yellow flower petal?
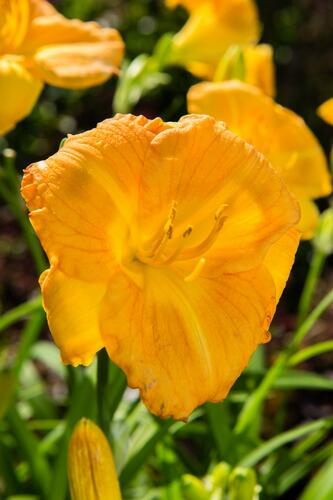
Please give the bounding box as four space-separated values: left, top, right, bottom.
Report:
188 80 331 237
24 12 124 88
0 0 30 53
139 114 299 273
297 198 320 240
40 266 106 366
241 44 275 97
21 115 167 280
170 0 260 68
68 419 121 500
29 0 58 17
99 264 275 419
0 56 43 135
264 228 300 301
317 98 333 126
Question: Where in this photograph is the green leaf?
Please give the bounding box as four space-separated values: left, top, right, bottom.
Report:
239 418 333 468
300 456 333 500
289 341 333 366
119 418 174 486
274 370 333 391
31 341 66 379
205 402 234 460
277 441 333 496
0 297 42 334
6 406 51 498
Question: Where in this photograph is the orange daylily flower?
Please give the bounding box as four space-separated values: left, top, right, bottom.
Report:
22 114 300 419
188 81 332 239
317 98 333 126
0 0 124 135
168 0 260 70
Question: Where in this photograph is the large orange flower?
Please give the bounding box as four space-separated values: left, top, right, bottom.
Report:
22 114 300 419
0 0 124 135
188 81 332 239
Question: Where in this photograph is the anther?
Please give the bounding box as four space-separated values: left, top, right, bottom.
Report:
162 225 193 264
179 206 228 260
183 226 193 238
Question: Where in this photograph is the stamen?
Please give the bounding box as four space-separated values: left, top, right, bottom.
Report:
162 225 193 264
184 257 206 282
178 205 228 260
141 201 177 259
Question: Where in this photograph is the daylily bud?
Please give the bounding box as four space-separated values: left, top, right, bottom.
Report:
313 208 333 255
68 418 121 500
211 461 231 493
228 467 257 500
181 474 210 500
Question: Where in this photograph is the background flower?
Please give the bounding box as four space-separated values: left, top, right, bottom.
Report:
318 98 333 126
0 0 124 135
188 80 332 238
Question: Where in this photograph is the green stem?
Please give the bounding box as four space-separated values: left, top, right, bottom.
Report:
235 287 333 435
97 349 110 435
297 247 326 326
6 406 51 498
3 148 20 192
12 309 45 376
0 295 42 333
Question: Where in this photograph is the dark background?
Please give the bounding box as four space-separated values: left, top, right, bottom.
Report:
2 0 333 164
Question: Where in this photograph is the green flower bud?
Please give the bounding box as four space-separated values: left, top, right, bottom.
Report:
181 474 210 500
228 467 257 500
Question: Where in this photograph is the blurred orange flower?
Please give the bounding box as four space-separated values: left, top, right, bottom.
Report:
188 81 332 239
317 98 333 126
0 0 124 135
22 113 299 419
168 0 260 70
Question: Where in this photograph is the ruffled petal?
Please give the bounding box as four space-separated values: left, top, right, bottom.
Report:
40 266 106 366
0 0 30 53
0 56 43 135
21 2 124 88
99 264 275 419
188 81 331 200
21 115 166 281
139 114 299 273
